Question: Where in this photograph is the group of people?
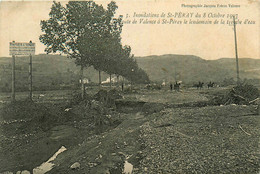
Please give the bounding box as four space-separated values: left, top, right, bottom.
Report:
170 82 181 91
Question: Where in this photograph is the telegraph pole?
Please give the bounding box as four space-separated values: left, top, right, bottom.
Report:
233 16 240 85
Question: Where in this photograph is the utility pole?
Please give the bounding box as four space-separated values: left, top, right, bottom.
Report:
233 16 240 85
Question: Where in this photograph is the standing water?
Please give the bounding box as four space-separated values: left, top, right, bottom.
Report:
123 161 133 174
33 146 67 174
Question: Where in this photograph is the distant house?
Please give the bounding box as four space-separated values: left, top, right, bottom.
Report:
101 76 118 84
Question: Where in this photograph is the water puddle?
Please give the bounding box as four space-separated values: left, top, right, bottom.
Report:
32 146 67 174
123 161 133 174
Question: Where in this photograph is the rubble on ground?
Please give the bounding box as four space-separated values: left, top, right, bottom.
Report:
211 83 259 105
138 105 259 173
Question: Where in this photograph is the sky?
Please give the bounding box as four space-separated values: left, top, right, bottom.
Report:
0 0 259 60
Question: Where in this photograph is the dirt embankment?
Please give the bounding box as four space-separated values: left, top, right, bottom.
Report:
0 101 83 173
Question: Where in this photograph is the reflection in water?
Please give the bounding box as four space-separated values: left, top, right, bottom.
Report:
33 146 67 174
123 161 133 174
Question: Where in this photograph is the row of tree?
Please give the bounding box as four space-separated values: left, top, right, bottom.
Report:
39 1 149 97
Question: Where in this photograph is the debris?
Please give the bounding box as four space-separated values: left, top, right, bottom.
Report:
154 123 173 128
249 97 259 104
175 130 193 139
238 125 251 136
88 162 98 167
118 151 127 157
70 162 80 170
227 84 259 105
65 108 72 112
21 171 30 174
211 84 259 105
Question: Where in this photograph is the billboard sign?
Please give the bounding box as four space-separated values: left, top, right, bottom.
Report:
9 41 35 55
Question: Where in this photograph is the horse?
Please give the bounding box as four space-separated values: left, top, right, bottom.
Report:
207 82 214 89
194 82 204 90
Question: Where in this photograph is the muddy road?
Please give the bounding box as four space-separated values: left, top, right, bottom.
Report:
0 87 259 173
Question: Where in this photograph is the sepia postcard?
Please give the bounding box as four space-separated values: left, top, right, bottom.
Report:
0 0 259 173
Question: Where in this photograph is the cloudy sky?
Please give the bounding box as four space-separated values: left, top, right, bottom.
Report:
0 0 259 59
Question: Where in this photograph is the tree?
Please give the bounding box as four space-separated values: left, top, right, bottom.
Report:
40 1 121 98
91 9 123 87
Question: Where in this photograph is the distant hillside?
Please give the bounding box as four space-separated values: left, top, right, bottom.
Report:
0 54 109 92
0 54 259 92
135 54 260 84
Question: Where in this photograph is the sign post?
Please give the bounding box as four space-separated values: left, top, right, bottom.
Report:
11 54 15 102
29 53 32 100
9 41 35 101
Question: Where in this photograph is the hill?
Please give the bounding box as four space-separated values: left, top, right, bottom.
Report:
0 54 109 92
135 54 260 84
0 54 259 92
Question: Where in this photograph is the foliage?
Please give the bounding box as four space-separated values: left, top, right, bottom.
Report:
40 1 149 85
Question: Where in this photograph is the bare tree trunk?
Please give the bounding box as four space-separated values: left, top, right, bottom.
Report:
81 65 85 99
109 74 112 89
99 70 101 89
117 75 119 88
122 77 124 91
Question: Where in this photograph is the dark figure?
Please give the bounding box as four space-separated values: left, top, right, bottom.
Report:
174 82 181 91
195 81 204 90
207 82 214 89
170 83 173 91
121 83 124 91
